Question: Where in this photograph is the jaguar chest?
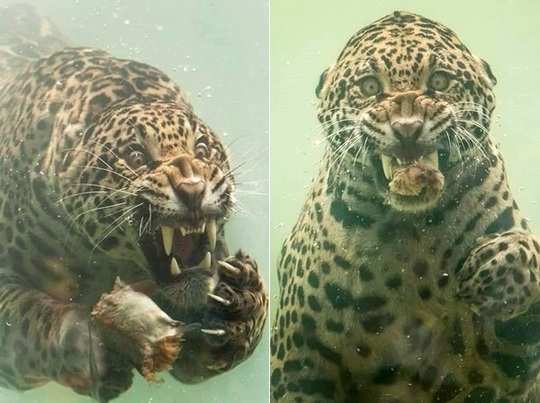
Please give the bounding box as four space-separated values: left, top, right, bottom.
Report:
281 185 530 396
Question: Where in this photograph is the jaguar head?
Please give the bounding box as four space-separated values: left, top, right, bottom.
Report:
317 11 497 213
59 99 234 284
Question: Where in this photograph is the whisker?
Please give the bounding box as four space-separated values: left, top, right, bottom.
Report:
453 126 489 163
326 132 361 183
71 201 128 223
61 147 119 175
100 144 138 176
455 107 491 121
455 118 489 136
335 131 363 180
72 183 137 197
89 203 143 258
139 215 145 238
56 190 108 204
84 165 134 184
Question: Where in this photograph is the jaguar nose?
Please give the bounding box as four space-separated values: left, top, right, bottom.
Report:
167 155 206 209
391 118 423 144
174 177 205 209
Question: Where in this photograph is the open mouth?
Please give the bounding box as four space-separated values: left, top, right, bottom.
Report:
374 150 446 211
141 218 217 284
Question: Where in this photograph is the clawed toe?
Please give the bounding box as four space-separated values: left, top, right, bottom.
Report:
208 293 231 306
218 260 241 275
201 328 226 336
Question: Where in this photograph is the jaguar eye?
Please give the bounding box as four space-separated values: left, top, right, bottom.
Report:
195 141 209 159
127 150 146 169
359 76 382 97
428 71 451 92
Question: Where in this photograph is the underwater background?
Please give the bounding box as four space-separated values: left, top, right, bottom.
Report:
270 0 540 324
0 0 269 402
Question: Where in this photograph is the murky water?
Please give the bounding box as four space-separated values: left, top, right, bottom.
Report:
0 0 268 402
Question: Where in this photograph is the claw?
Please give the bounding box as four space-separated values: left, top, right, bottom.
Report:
218 260 241 275
201 328 226 336
207 362 228 371
208 293 231 306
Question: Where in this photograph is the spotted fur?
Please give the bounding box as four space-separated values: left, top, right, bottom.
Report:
271 11 540 403
0 5 266 401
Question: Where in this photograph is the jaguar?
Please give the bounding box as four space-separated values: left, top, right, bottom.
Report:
0 4 267 402
271 10 540 403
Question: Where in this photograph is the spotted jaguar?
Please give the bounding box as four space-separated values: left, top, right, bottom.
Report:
0 4 267 402
271 11 540 403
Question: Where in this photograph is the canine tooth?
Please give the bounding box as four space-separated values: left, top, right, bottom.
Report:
199 252 211 269
207 219 217 250
199 222 206 233
429 151 439 170
179 226 187 236
208 293 231 306
420 151 439 170
381 155 394 180
170 257 181 275
161 226 174 256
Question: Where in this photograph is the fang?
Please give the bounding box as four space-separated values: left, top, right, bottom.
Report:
161 226 174 256
199 251 211 269
207 219 217 251
170 257 181 275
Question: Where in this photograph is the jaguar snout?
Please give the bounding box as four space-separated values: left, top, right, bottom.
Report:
391 117 424 143
166 154 207 210
369 93 447 212
388 91 426 145
172 175 205 211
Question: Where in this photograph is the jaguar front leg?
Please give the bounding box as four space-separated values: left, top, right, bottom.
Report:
457 230 540 319
169 250 268 382
0 271 133 402
0 271 196 402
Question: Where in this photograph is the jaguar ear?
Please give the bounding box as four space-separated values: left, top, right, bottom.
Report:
315 64 335 99
475 56 497 87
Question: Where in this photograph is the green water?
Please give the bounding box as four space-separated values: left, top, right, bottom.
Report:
0 0 269 402
270 0 540 319
3 0 540 401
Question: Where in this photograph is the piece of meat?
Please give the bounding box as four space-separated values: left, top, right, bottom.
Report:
389 162 444 197
91 278 197 382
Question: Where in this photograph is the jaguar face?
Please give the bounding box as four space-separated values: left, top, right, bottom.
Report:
60 100 234 285
317 11 497 213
